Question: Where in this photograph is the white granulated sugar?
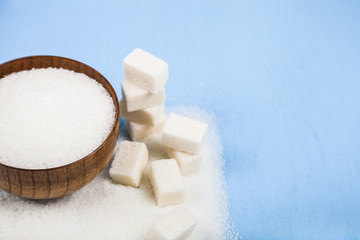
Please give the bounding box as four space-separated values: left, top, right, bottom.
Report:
0 106 238 240
0 68 115 169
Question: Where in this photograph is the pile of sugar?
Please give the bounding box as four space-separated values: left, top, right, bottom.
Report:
0 106 238 240
0 68 116 169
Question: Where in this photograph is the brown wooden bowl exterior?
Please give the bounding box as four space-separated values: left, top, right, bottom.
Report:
0 56 120 199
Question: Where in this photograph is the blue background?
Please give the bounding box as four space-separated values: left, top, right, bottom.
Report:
1 0 359 239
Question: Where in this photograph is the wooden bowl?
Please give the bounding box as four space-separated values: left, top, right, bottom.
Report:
0 56 120 200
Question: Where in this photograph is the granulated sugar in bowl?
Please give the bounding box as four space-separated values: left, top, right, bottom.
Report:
0 56 120 200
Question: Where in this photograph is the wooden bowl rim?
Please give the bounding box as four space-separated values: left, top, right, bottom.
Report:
0 55 120 172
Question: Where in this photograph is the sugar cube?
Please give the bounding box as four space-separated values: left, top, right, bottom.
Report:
148 159 184 207
120 99 165 126
146 208 197 240
121 78 165 112
126 118 166 141
123 48 168 94
109 140 148 187
165 147 201 176
162 113 208 154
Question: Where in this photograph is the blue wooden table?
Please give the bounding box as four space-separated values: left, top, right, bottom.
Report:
1 1 359 239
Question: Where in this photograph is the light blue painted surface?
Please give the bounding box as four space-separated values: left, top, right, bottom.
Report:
0 1 359 239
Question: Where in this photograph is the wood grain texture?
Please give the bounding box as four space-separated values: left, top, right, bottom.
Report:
0 56 120 199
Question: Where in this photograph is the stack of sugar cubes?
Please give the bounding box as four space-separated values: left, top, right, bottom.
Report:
120 48 167 141
113 48 208 240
